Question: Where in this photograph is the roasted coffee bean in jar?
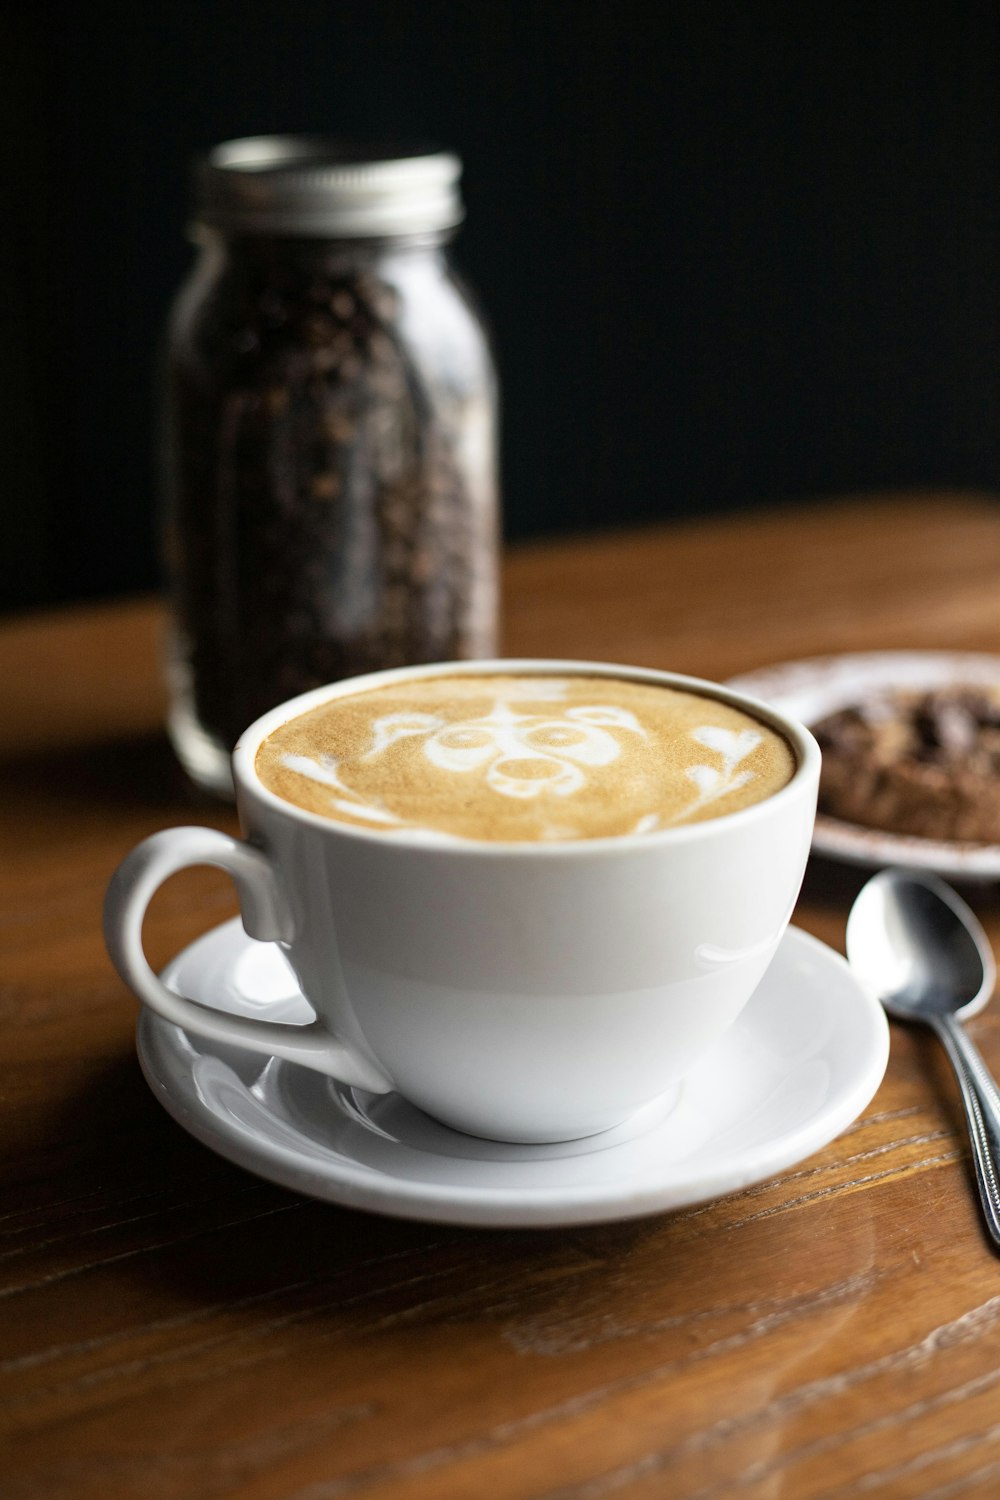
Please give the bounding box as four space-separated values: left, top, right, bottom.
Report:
161 138 500 796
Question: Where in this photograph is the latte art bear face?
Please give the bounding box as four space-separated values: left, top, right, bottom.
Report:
373 700 646 800
255 674 796 842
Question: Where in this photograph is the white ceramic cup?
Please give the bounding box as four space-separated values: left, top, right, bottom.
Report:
104 660 820 1142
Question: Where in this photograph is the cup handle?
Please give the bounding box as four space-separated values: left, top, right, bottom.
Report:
103 826 393 1092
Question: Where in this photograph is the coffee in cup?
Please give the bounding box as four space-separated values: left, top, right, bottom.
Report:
105 660 819 1142
254 673 795 843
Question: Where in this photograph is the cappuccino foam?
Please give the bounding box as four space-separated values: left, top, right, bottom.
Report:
254 674 795 843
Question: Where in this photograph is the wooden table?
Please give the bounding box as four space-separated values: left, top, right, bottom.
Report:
5 491 1000 1500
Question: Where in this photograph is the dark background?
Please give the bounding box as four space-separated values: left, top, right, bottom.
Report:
3 0 1000 613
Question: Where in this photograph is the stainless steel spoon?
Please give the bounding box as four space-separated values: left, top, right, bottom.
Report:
846 867 1000 1249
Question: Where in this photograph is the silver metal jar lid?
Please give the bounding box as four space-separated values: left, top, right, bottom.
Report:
194 136 464 237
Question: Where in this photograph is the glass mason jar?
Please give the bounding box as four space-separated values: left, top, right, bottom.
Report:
161 138 500 796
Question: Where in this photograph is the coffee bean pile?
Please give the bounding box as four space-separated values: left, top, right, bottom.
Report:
166 244 498 750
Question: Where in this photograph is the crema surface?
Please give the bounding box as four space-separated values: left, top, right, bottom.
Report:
254 674 796 842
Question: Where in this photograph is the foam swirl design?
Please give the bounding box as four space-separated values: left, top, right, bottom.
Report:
255 675 795 842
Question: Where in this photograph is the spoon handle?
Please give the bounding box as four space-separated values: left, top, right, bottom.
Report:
931 1015 1000 1249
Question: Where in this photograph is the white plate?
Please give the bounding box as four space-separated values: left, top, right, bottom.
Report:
137 919 889 1228
730 651 1000 881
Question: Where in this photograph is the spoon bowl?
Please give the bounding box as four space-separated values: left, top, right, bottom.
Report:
847 867 1000 1251
846 869 995 1022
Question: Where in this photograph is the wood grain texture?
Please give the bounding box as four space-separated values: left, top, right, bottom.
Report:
4 491 1000 1499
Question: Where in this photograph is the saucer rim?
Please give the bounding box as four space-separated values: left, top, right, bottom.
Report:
137 923 889 1228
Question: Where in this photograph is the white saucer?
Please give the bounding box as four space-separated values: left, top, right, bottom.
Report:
730 650 1000 881
137 920 889 1228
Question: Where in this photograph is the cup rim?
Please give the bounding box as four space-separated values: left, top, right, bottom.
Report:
232 658 820 855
